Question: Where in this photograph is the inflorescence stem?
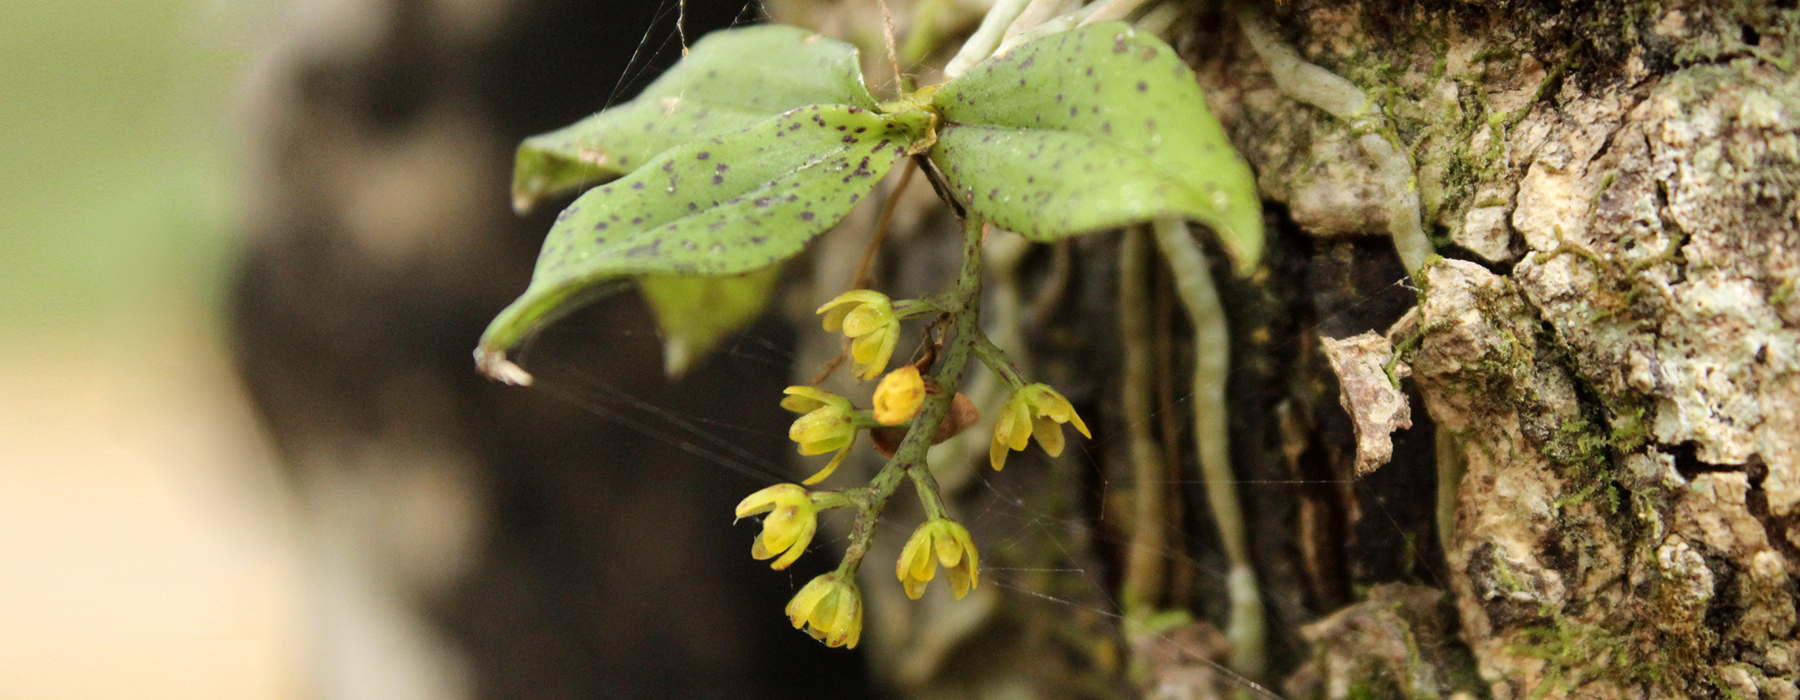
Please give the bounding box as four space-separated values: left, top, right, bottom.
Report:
837 216 988 578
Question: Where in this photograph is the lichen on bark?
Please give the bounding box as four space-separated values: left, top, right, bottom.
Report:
1201 1 1800 698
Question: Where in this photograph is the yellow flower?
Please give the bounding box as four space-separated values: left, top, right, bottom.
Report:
786 573 863 648
817 290 900 380
990 383 1092 470
871 366 926 425
781 386 858 484
896 518 979 600
734 484 819 570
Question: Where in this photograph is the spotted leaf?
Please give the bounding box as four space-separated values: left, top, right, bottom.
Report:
928 22 1263 275
478 105 931 377
640 266 783 378
512 24 877 214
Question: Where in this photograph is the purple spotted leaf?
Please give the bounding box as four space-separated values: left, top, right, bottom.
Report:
478 105 931 377
928 22 1263 275
512 24 877 214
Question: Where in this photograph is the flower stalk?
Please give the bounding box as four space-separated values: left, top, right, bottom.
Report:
972 333 1028 390
835 214 988 578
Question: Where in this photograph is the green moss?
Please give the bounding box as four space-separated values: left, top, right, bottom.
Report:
1711 672 1751 700
1491 556 1526 596
1545 417 1609 472
1505 613 1678 697
1468 45 1517 65
1344 676 1406 700
1605 401 1650 452
1772 277 1796 308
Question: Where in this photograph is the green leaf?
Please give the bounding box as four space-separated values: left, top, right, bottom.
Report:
512 24 878 213
477 104 930 381
927 21 1263 275
640 267 783 378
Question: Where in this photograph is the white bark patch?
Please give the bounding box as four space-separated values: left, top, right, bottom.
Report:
1456 200 1515 263
1511 72 1800 517
1321 332 1412 477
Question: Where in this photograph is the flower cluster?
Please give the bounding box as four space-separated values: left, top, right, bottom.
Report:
990 383 1091 470
897 518 979 600
745 286 1092 649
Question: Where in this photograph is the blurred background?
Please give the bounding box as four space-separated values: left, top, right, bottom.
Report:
0 0 873 697
0 0 308 698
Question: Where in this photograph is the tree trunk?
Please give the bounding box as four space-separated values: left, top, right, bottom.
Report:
234 1 1797 698
769 1 1800 698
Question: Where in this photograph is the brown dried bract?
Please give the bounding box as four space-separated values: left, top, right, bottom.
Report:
871 392 979 457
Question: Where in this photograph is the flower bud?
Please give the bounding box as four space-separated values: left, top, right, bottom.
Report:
872 366 926 425
871 392 979 457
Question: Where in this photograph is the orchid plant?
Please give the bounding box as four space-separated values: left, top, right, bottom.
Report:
473 16 1262 652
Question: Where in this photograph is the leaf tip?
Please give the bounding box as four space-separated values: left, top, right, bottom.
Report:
512 191 536 216
662 339 695 379
475 347 534 386
1219 219 1266 279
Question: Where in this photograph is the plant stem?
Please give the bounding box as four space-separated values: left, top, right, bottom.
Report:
910 467 950 521
1436 429 1463 551
892 297 948 322
837 215 987 577
811 490 857 511
1119 226 1168 614
852 161 918 290
1152 252 1194 600
1151 215 1265 679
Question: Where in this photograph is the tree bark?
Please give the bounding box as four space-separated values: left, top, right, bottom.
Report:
772 1 1800 698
